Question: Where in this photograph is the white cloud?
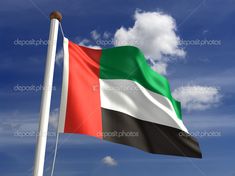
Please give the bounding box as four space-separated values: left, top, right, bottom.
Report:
114 10 185 74
91 30 111 40
103 31 111 39
102 156 117 166
55 48 63 65
79 38 101 49
79 38 90 45
49 108 59 129
90 30 101 40
172 85 222 111
151 62 168 75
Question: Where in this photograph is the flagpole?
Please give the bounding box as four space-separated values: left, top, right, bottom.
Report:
33 11 62 176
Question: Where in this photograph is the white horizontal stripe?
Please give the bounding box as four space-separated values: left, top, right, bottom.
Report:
100 79 188 133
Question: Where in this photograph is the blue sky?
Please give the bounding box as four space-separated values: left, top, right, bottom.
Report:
0 0 235 175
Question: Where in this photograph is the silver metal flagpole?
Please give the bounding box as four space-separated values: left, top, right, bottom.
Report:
33 11 62 176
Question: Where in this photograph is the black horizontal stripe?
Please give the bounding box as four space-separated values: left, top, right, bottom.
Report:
101 108 202 158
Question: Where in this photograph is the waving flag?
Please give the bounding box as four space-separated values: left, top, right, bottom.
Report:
58 38 202 158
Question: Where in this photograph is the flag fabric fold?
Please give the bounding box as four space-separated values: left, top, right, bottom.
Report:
58 37 202 158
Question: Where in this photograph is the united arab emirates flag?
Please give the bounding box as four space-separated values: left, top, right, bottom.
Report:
58 38 202 158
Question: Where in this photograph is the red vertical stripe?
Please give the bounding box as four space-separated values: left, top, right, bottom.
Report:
64 41 102 138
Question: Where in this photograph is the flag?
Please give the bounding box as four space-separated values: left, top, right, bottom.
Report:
58 38 202 158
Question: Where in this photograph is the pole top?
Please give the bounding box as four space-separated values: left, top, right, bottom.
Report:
50 11 62 22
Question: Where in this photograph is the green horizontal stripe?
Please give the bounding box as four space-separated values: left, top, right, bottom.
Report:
100 46 182 120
